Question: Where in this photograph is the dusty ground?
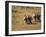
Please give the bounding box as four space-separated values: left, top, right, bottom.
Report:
12 23 41 31
12 6 41 31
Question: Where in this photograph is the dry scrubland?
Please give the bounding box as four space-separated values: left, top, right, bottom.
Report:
12 6 41 31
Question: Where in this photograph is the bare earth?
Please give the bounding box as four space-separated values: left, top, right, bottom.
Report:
12 23 41 31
